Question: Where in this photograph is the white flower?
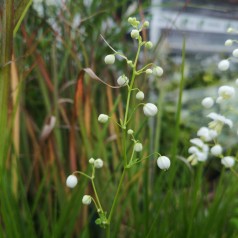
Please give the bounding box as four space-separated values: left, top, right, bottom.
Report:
131 29 140 39
207 112 233 132
117 75 129 86
94 158 103 168
153 66 163 77
218 59 230 71
134 143 143 152
98 114 109 123
201 97 214 108
136 91 144 100
190 138 204 148
145 41 153 49
82 195 92 205
143 103 158 117
157 156 171 170
197 127 217 142
233 49 238 57
227 27 233 33
225 39 233 46
211 144 223 156
145 69 153 74
89 158 95 164
104 54 115 64
218 85 235 100
221 156 235 168
66 175 78 188
127 129 134 135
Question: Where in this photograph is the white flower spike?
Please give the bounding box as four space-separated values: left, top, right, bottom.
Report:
66 175 78 188
82 195 92 205
157 156 171 170
98 114 109 123
104 54 115 64
143 103 158 117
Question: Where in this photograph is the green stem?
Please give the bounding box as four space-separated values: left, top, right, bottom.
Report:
108 168 126 222
91 178 103 211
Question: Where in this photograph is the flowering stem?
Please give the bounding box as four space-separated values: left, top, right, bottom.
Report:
73 171 92 180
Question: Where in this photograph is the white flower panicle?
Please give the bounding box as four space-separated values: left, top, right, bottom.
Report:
104 54 115 64
98 114 109 123
136 91 144 100
218 59 230 71
82 195 92 205
143 103 158 117
201 97 214 108
117 75 129 86
221 156 235 168
94 158 104 169
66 175 78 188
134 143 143 152
157 156 171 170
210 144 223 156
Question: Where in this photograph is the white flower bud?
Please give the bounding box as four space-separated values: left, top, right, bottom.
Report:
98 114 109 123
225 39 233 46
82 195 92 205
117 75 129 86
136 91 144 100
227 27 233 33
66 175 78 188
146 69 153 74
233 49 238 57
127 129 134 135
211 144 223 156
153 66 163 77
94 158 103 168
134 142 143 152
127 60 133 66
145 41 153 49
104 54 115 64
218 59 230 71
201 97 214 108
89 158 95 164
143 21 149 27
221 156 235 168
157 156 171 170
131 29 140 39
143 103 158 117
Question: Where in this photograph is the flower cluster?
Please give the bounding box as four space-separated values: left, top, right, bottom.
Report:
66 17 171 230
187 29 238 168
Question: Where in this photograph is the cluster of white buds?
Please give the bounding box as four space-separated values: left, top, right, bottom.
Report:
89 158 104 169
